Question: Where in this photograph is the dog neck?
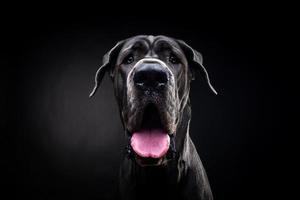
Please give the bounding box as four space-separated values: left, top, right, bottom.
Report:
174 99 192 156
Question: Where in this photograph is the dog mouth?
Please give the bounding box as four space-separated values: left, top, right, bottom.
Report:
129 103 171 165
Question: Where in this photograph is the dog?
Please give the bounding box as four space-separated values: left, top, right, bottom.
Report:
90 35 216 200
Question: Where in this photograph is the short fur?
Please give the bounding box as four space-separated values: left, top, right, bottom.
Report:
90 35 216 200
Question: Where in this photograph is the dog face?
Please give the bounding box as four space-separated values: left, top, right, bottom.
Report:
90 35 216 166
115 36 188 135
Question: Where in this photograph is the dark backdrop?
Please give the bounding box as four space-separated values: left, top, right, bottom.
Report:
2 9 293 200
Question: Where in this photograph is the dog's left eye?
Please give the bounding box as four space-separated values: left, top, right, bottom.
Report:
122 54 134 65
169 54 180 64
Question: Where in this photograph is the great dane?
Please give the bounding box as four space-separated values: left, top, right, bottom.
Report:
90 35 216 200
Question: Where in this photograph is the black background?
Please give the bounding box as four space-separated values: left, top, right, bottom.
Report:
2 6 294 200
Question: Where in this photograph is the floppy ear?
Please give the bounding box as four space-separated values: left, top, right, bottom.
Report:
176 39 218 95
89 40 125 97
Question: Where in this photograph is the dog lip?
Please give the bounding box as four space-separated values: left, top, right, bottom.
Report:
125 129 132 136
134 154 167 166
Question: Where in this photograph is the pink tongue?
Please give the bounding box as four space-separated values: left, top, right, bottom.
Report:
130 129 170 158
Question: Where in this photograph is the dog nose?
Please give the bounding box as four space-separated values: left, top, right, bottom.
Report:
133 63 168 91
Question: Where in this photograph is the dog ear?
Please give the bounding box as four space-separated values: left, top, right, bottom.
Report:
89 40 125 97
176 39 218 95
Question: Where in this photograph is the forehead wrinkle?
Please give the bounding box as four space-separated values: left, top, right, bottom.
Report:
153 39 181 52
121 39 149 54
154 36 180 47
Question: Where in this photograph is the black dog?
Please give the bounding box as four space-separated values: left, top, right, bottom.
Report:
90 35 216 200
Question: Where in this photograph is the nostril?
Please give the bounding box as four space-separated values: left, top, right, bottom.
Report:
133 70 147 85
157 72 168 84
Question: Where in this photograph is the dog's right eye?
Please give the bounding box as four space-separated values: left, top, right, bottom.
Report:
169 54 181 64
122 54 134 65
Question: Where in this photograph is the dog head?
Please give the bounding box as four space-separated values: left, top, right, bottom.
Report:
90 35 217 166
